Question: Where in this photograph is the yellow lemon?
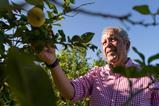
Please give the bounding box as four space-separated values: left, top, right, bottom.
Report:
27 7 45 27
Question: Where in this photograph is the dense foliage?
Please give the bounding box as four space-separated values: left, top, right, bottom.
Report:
0 0 97 105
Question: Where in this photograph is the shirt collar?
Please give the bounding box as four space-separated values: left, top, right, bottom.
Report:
104 58 136 73
105 58 133 69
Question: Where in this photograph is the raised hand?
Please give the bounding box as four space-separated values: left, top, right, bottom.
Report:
37 46 56 65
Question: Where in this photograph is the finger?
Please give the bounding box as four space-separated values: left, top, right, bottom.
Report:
37 51 46 61
43 46 48 51
47 46 55 53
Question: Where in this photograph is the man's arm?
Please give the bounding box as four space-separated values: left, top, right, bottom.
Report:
50 64 74 99
37 46 74 99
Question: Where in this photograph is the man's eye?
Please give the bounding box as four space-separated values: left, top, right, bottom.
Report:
111 39 115 41
111 38 117 42
103 41 107 45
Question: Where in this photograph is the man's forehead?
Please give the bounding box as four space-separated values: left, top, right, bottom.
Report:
105 29 119 35
102 30 120 38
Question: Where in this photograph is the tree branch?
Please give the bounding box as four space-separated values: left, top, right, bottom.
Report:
50 0 159 27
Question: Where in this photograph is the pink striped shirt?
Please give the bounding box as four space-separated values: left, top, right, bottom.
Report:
71 59 159 106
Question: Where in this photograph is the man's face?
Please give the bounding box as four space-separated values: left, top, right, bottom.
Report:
101 29 129 67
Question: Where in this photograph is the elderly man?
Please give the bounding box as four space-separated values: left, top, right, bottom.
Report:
37 27 159 106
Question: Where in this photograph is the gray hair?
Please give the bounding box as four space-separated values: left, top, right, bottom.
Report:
102 27 130 43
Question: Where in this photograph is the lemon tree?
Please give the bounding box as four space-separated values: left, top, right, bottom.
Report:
0 0 97 106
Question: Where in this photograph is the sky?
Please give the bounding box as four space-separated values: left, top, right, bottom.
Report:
56 0 159 64
12 0 159 64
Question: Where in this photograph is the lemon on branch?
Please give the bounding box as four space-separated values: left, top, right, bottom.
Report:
27 7 45 27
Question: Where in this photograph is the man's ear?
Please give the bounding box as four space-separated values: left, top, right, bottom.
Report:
126 41 130 51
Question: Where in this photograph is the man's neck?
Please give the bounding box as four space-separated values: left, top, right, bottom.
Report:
108 57 130 69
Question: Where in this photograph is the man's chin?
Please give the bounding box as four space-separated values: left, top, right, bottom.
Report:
108 58 119 66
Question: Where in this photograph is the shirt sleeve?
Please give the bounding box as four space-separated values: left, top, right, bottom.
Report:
70 67 100 102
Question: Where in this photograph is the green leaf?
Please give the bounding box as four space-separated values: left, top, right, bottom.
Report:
141 65 159 77
74 43 87 49
70 0 75 4
67 36 71 42
0 21 9 29
87 44 98 52
125 67 146 78
133 5 151 15
0 0 10 10
132 47 145 65
156 8 159 14
5 47 56 106
113 66 147 78
71 35 82 43
0 43 5 55
148 53 159 65
46 1 58 14
26 0 44 7
81 32 94 43
47 11 54 19
0 63 5 84
58 30 66 42
64 0 71 5
112 66 126 76
134 59 144 65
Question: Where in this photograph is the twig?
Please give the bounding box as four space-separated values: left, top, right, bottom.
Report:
50 0 159 27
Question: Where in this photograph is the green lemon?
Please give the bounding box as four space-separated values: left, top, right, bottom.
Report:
27 7 45 27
